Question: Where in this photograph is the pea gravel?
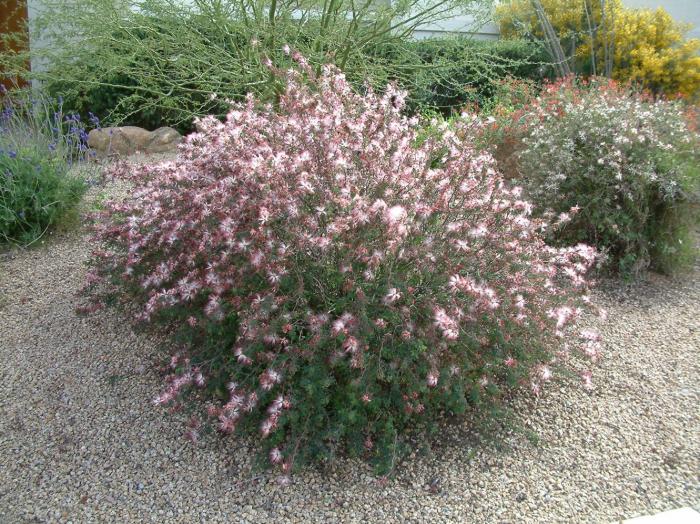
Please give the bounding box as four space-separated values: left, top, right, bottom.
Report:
1 182 698 524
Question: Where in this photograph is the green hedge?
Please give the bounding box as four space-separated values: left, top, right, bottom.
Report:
373 38 552 115
42 3 550 131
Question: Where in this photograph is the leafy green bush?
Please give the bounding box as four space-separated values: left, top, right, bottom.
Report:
501 77 700 276
42 9 249 133
0 87 90 245
49 34 551 131
384 38 551 115
0 149 85 244
6 0 496 132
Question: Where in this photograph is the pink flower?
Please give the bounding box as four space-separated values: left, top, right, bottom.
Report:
153 391 173 406
343 336 360 354
260 368 282 390
581 371 594 391
218 415 236 434
427 371 439 388
469 224 488 238
270 447 283 464
538 365 553 382
433 307 459 340
385 205 407 224
580 329 601 342
557 212 571 224
383 288 401 305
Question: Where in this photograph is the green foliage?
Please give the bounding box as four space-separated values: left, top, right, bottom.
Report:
4 1 550 130
380 37 551 115
0 148 85 244
41 5 251 133
0 89 90 245
644 151 700 274
5 0 497 131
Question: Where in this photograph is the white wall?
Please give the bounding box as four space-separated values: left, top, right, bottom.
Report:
413 15 500 40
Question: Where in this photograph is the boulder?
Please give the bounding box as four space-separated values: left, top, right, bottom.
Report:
147 127 183 153
87 126 182 156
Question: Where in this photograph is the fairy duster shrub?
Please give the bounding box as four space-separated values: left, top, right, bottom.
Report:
85 52 601 477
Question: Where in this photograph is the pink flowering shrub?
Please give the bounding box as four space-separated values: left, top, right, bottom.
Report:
85 53 600 476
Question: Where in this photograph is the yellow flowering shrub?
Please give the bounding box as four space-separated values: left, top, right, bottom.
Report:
496 0 700 99
612 8 700 99
496 0 619 45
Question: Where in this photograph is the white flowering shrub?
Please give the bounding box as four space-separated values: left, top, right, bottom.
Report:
84 54 600 477
510 77 700 275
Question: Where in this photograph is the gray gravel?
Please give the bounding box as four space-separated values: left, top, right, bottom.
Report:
0 182 698 523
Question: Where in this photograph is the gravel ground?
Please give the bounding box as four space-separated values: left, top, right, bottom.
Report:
0 181 698 523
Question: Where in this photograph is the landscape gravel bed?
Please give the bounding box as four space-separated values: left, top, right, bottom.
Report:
0 181 698 523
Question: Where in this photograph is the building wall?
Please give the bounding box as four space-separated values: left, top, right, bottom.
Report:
413 14 500 40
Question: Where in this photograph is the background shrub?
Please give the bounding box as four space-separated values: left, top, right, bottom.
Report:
85 55 600 477
502 77 700 276
496 0 700 100
373 38 551 116
50 35 551 131
0 87 90 245
2 0 503 132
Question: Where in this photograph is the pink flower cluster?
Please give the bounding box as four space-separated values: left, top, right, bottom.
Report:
89 51 602 472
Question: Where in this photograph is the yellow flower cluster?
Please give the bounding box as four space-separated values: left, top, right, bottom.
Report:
613 8 700 98
496 0 700 99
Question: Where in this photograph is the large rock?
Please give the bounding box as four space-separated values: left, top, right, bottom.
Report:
146 127 183 153
87 126 182 156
